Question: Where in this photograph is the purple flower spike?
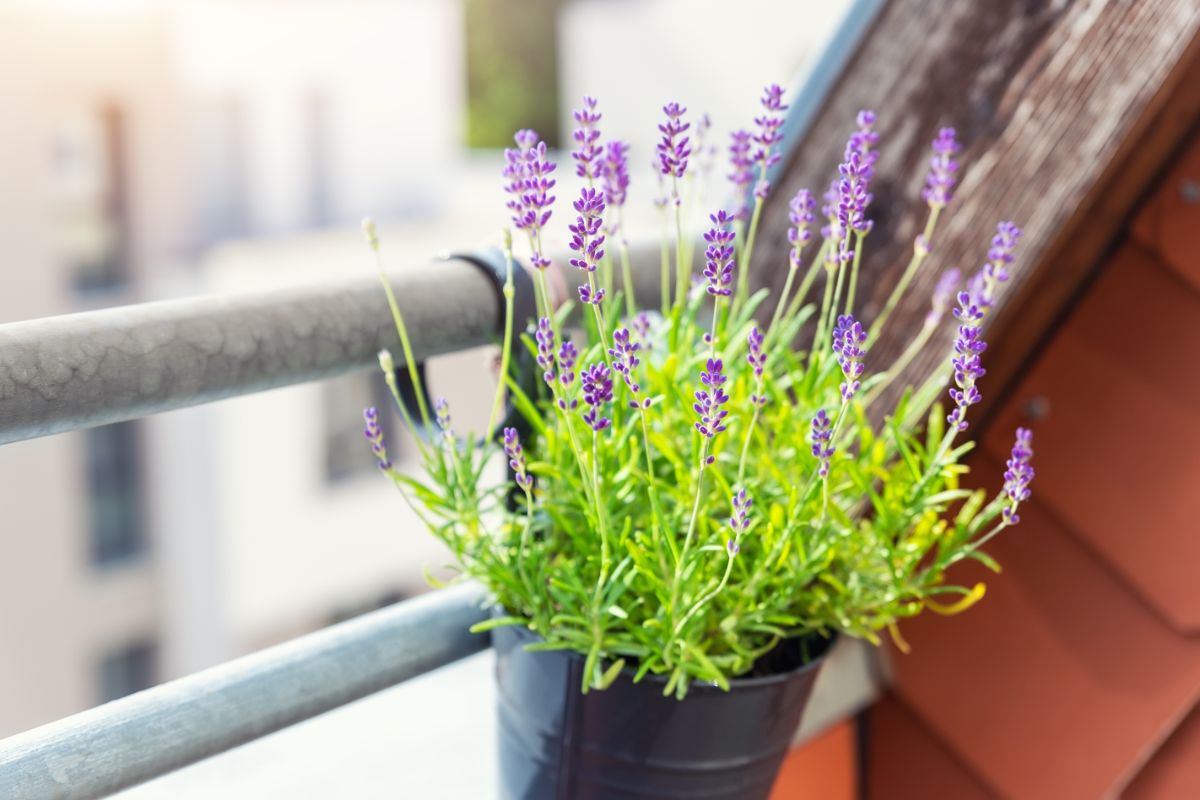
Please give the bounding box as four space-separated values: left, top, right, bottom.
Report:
981 221 1022 304
600 140 630 212
502 130 557 270
656 102 691 184
730 489 753 533
557 340 578 390
578 284 607 305
728 129 754 220
810 409 835 478
567 187 606 275
702 210 737 297
434 397 453 440
747 326 767 407
832 314 867 401
535 317 556 386
571 96 603 182
632 311 651 342
750 84 788 199
609 327 648 408
693 358 730 452
503 426 533 491
947 291 987 431
834 111 879 257
923 127 961 209
926 267 962 328
581 362 614 433
787 189 816 267
362 407 392 470
1002 428 1034 524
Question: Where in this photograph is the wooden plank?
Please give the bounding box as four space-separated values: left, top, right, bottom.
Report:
753 0 1200 421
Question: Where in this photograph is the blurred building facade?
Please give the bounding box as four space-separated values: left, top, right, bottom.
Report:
0 0 845 738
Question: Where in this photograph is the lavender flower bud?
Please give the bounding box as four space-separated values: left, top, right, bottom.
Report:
947 291 987 431
434 397 453 441
787 189 816 268
609 327 647 407
925 268 962 328
834 110 879 257
982 221 1022 302
362 407 392 470
535 316 556 386
746 326 767 408
656 102 691 184
377 349 395 374
923 127 961 209
730 488 753 533
567 187 606 277
1002 428 1035 524
502 129 557 270
702 210 736 297
581 362 614 433
726 539 741 556
557 340 578 390
571 96 603 182
600 140 630 212
728 129 754 221
751 84 788 199
632 311 651 343
832 314 868 401
693 358 730 456
810 409 835 478
503 426 533 491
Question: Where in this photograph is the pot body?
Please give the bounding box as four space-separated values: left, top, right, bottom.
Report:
492 622 832 800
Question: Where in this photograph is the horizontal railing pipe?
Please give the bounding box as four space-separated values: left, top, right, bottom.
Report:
0 583 489 800
0 245 663 446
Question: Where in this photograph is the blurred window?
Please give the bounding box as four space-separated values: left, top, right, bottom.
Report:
193 95 249 243
464 0 562 149
50 105 130 292
86 422 146 566
98 639 157 703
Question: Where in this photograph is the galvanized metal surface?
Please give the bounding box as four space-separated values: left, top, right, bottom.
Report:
0 258 499 445
0 583 489 800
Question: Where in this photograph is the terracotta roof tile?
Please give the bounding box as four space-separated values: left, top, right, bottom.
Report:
983 245 1200 633
1124 705 1200 799
864 694 992 800
770 721 857 800
1130 138 1200 294
890 458 1200 799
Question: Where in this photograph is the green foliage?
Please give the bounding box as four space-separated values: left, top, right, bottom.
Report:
362 128 1022 700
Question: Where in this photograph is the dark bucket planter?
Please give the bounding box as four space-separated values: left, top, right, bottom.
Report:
492 620 834 800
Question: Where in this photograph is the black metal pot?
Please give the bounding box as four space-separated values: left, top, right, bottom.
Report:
492 619 834 800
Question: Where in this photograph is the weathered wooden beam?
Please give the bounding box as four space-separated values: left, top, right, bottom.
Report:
754 0 1200 420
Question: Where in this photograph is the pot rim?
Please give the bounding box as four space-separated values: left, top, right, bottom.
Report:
490 605 838 692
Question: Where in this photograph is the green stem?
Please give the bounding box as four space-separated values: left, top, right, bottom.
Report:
486 235 517 438
868 207 941 343
367 226 432 430
619 238 636 320
862 320 936 411
844 232 866 315
733 196 765 319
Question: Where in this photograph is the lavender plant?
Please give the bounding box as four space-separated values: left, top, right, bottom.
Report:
363 88 1035 698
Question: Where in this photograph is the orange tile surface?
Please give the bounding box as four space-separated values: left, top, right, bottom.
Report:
890 460 1200 799
864 694 991 800
769 720 856 800
1131 136 1200 293
984 245 1200 633
1125 706 1200 799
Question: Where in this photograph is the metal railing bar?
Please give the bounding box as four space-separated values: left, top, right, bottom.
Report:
0 583 489 800
0 256 500 446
